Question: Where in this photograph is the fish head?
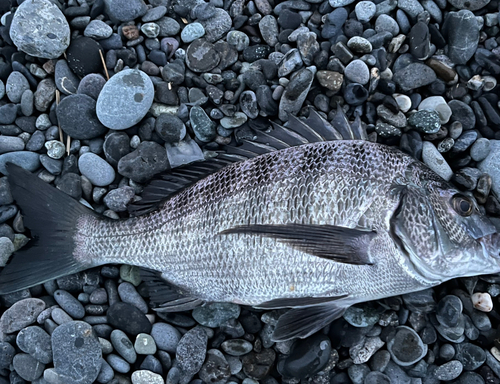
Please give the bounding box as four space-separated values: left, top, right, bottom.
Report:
393 166 500 283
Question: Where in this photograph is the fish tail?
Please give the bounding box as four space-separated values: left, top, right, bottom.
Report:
0 164 101 294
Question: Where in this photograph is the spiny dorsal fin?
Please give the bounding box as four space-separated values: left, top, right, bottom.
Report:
128 109 369 216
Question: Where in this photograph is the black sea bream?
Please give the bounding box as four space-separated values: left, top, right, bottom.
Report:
1 110 499 341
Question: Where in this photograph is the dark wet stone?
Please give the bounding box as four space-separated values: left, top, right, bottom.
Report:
66 37 103 78
118 141 169 183
387 326 427 366
0 342 15 370
408 110 441 134
442 10 479 65
107 302 152 336
186 39 220 73
55 60 80 96
77 74 106 100
393 63 437 91
105 0 147 21
192 303 240 327
243 45 272 62
408 22 430 60
449 100 476 130
402 289 436 313
280 333 331 379
52 321 102 384
57 94 108 140
103 132 130 167
455 343 486 371
452 130 478 152
199 349 231 383
434 360 463 381
190 106 216 142
242 348 276 380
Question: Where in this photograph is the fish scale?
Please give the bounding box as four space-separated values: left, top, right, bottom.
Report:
78 141 432 305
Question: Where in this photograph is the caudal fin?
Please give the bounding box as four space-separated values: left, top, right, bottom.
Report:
0 164 100 294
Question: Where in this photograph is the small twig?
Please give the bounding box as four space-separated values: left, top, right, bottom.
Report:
99 50 109 81
66 135 71 156
55 90 64 143
181 17 188 24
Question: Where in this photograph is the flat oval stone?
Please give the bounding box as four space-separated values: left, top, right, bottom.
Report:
386 326 427 366
16 326 52 364
97 69 154 130
0 298 45 334
57 94 108 139
151 322 181 353
78 152 116 187
9 0 70 59
186 39 220 73
0 151 40 175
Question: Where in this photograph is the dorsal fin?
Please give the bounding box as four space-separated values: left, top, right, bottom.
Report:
128 109 369 216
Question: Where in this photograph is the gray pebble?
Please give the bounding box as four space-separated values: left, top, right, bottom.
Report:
227 31 250 51
0 342 15 369
52 321 102 384
221 339 253 356
10 0 70 59
0 237 14 267
0 136 25 155
118 282 149 313
387 326 427 366
176 326 208 376
132 369 164 384
78 152 116 187
434 360 463 381
97 359 114 383
151 322 181 353
344 60 369 85
84 20 113 39
45 140 66 159
51 308 75 325
135 333 157 355
54 290 85 319
20 89 34 116
55 60 80 95
355 1 376 22
107 353 131 373
111 329 137 364
181 23 205 43
470 138 491 162
6 71 30 103
375 14 399 36
96 69 155 130
0 80 4 99
0 298 45 334
192 303 241 327
103 186 135 212
13 353 45 381
422 141 453 181
16 326 52 364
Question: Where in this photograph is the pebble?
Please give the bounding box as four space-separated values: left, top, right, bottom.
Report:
455 343 486 370
118 141 169 183
449 100 476 130
344 60 370 85
67 37 103 78
57 94 108 140
111 329 137 364
151 322 181 353
13 353 44 381
355 1 376 22
78 152 116 187
408 110 441 134
434 360 463 381
0 298 45 334
198 349 231 383
135 333 157 355
105 0 147 22
0 136 25 155
84 20 113 39
470 138 491 162
186 39 220 73
97 69 155 130
176 327 208 376
16 326 52 364
107 353 131 373
9 0 70 59
52 321 102 384
387 326 427 366
181 23 205 43
418 96 452 124
0 237 14 267
55 60 79 96
472 292 493 312
118 282 149 313
190 106 217 142
398 0 425 18
343 305 380 327
155 114 186 143
393 63 437 91
443 10 480 65
107 302 152 336
54 290 85 319
132 370 164 384
192 303 241 327
45 140 65 159
0 342 15 370
422 141 453 181
6 71 30 103
103 187 135 212
221 339 253 356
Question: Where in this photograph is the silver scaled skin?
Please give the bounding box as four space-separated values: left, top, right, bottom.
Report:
76 140 500 310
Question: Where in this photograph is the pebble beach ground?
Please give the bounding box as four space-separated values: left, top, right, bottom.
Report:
2 0 500 383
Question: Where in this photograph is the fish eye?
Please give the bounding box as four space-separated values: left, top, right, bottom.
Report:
451 195 473 217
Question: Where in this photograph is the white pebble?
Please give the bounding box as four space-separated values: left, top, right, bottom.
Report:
472 292 493 312
393 93 412 113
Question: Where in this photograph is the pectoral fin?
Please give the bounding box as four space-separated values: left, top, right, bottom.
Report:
220 224 375 265
272 303 347 341
255 294 348 309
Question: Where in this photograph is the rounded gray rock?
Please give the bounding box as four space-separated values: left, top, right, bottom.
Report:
16 326 52 364
0 152 40 175
355 1 376 22
84 20 113 39
78 152 116 187
387 326 427 366
443 10 479 65
13 353 45 381
344 60 370 85
6 71 30 103
422 141 453 181
151 322 181 353
181 23 205 43
111 329 137 364
97 69 154 130
470 138 491 162
0 136 25 155
0 298 45 334
54 290 85 319
104 0 147 22
176 327 208 376
9 0 70 59
52 321 102 384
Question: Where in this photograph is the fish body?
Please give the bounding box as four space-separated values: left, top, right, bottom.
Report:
2 117 500 340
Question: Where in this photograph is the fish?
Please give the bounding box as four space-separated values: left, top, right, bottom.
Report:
1 108 499 342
